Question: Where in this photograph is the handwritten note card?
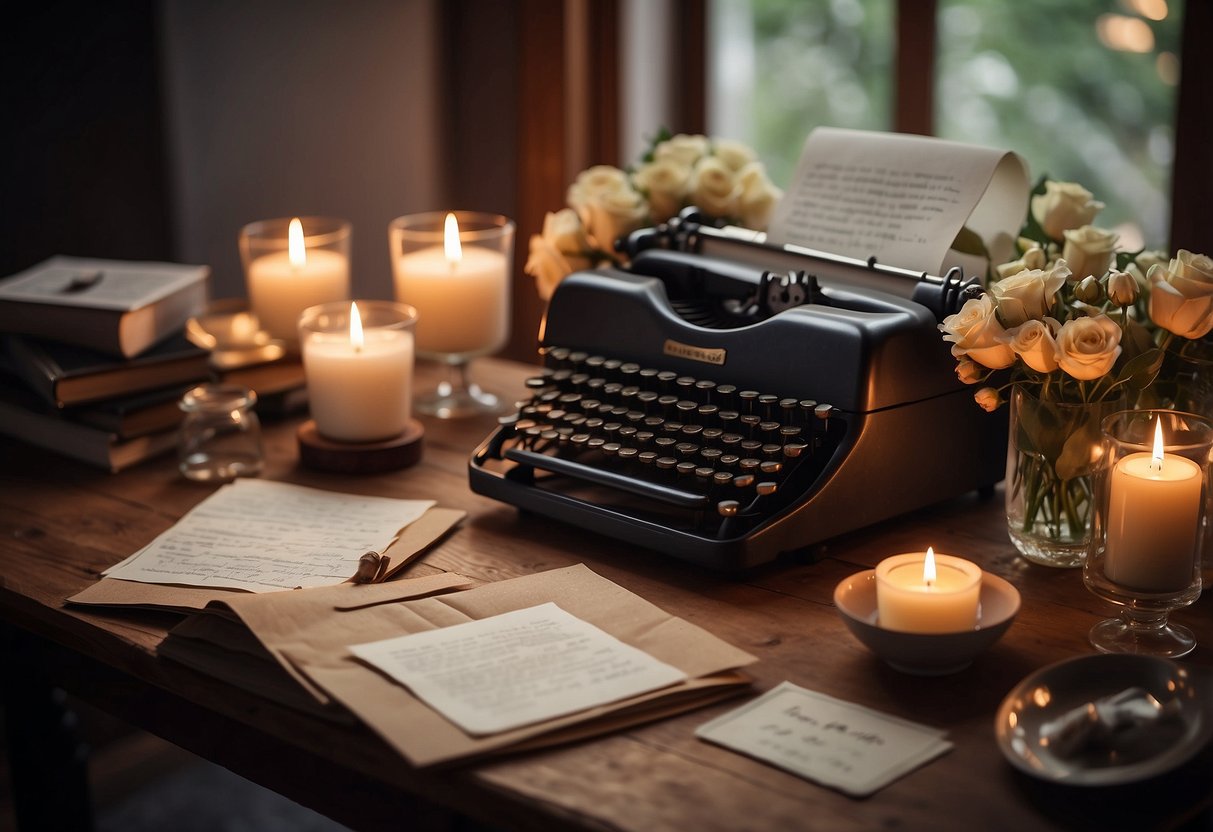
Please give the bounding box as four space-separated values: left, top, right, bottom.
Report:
349 602 687 736
768 127 1029 276
696 681 952 797
104 479 433 592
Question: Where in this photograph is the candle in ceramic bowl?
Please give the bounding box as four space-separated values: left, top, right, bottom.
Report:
874 548 982 634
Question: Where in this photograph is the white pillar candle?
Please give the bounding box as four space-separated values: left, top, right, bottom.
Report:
1105 420 1203 592
247 218 350 341
875 549 982 633
394 214 509 357
302 302 414 443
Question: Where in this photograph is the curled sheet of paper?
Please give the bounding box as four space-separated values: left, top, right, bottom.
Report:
1040 687 1183 758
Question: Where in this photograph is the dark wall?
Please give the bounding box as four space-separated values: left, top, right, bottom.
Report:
0 1 173 276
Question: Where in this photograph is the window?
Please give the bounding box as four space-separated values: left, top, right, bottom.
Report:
708 0 1184 250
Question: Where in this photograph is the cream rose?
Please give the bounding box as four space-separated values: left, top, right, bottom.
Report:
712 138 758 172
654 133 710 168
1148 250 1213 339
1000 317 1060 373
574 185 648 253
734 161 782 230
990 262 1069 327
1106 270 1139 307
524 210 594 301
955 359 984 385
938 294 1015 369
1134 249 1169 275
632 159 691 223
687 156 739 219
1055 314 1122 381
1061 225 1118 280
974 387 1002 412
994 245 1048 281
567 165 630 209
1031 181 1104 241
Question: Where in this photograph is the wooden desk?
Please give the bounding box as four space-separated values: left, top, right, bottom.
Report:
2 357 1211 831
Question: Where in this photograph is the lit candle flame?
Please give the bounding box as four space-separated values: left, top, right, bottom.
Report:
1151 417 1165 472
923 546 937 587
443 212 462 264
349 301 364 353
288 217 307 268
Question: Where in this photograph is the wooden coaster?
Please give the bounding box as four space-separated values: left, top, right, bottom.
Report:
297 419 424 474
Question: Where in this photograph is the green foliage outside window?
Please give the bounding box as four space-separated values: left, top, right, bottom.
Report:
710 0 1181 247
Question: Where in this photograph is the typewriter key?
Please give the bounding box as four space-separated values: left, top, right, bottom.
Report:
784 442 808 459
717 500 740 518
732 474 755 489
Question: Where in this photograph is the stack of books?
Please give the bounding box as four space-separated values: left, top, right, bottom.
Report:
0 256 213 471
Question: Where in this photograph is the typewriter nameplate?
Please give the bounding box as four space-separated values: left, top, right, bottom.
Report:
663 339 726 366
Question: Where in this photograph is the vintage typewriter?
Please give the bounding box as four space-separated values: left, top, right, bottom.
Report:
470 216 1007 570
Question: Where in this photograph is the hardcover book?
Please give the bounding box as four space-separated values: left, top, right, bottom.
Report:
2 332 212 408
0 256 209 358
70 383 193 438
0 376 178 472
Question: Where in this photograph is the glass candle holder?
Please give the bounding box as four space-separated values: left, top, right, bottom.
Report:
1084 409 1213 657
178 384 263 482
240 216 351 344
298 300 417 443
389 211 513 418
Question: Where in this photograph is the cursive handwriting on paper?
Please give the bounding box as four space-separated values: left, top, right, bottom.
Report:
349 602 687 736
696 681 952 797
104 479 433 592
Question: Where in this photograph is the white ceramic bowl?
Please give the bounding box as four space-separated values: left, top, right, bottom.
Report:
833 569 1021 675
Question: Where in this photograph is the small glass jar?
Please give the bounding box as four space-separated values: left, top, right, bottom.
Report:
178 384 264 482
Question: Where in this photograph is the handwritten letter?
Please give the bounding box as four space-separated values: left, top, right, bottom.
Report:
105 479 433 592
349 602 687 736
696 681 952 797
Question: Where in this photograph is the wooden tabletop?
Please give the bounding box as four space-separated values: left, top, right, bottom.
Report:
2 356 1211 832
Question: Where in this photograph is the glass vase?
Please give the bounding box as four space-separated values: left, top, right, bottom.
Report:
1005 386 1126 568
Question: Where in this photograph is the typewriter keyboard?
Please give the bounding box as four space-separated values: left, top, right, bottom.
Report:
476 347 850 541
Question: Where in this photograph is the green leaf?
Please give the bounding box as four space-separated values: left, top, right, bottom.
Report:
1018 174 1052 244
1115 347 1164 394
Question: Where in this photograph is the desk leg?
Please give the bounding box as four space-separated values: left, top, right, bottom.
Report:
1 624 95 832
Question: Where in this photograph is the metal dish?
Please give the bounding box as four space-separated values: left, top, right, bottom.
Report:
994 653 1213 785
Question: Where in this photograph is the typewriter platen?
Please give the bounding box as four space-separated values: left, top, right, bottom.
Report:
469 219 1006 570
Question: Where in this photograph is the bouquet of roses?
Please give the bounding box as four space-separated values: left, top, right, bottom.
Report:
940 179 1213 410
938 177 1213 560
524 131 783 300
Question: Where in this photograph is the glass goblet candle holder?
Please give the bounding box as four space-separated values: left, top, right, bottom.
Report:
1083 409 1213 658
389 211 513 418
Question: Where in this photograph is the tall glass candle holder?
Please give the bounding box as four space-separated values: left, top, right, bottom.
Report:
241 216 351 345
1084 410 1213 657
389 211 513 418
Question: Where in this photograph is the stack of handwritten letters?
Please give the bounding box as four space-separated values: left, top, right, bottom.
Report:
70 479 952 790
